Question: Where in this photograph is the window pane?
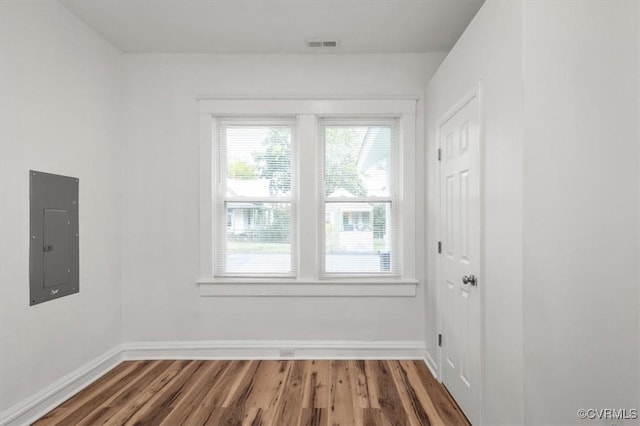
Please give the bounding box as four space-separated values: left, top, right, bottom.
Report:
324 125 391 197
225 125 292 197
325 201 392 273
225 202 292 274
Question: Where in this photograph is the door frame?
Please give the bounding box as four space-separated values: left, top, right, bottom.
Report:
435 81 485 425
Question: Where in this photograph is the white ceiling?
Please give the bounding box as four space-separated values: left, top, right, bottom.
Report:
60 0 484 54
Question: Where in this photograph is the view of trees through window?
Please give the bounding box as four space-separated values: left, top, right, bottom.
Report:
223 124 293 274
324 124 393 274
219 120 395 275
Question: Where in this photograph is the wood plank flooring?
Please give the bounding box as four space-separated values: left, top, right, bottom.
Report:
34 360 469 426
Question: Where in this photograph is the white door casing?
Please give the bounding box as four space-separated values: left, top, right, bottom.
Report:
438 88 482 425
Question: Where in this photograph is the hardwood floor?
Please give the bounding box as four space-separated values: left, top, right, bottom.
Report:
34 360 469 426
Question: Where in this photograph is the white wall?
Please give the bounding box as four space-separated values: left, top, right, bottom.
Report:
121 53 444 343
425 1 640 424
424 2 525 425
522 2 640 424
0 0 123 412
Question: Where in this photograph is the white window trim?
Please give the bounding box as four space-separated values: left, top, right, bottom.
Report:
198 99 418 297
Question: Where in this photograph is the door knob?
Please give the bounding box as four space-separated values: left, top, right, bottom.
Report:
462 274 477 286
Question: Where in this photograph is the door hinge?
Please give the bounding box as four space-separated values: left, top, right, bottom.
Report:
438 334 442 347
437 148 442 162
438 241 442 254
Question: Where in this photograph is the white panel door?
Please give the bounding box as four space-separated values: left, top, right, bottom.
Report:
439 93 481 425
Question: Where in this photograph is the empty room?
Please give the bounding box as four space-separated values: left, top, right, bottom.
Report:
1 0 639 425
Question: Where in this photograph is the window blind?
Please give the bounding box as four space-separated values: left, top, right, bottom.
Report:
215 118 296 276
319 119 400 277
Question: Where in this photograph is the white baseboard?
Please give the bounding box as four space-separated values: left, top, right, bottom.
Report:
1 340 427 426
424 350 439 379
122 340 426 361
0 345 123 426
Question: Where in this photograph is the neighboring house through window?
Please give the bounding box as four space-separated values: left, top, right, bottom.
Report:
321 120 398 275
217 119 295 276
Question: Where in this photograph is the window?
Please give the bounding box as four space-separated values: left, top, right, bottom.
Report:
215 119 295 276
199 99 417 296
321 120 398 276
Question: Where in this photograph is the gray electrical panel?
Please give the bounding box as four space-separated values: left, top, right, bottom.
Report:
30 171 79 305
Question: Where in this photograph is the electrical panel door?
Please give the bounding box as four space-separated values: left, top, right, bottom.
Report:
30 171 79 305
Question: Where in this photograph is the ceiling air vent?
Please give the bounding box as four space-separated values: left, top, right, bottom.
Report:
306 39 339 49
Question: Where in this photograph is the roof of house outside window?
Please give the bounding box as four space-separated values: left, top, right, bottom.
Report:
226 179 272 198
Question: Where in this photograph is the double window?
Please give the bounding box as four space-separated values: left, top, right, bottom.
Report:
199 100 416 286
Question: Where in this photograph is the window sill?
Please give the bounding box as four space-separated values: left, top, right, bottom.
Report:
197 278 418 297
